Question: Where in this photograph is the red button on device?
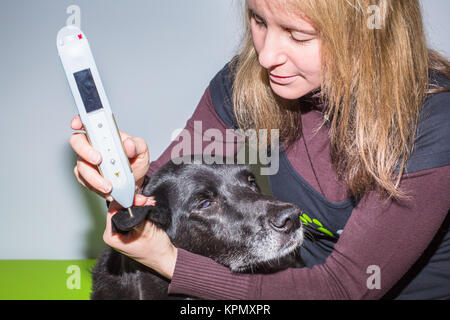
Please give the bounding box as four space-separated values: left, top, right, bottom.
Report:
78 34 82 40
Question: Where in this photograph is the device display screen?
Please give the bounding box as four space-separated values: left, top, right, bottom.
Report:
73 68 103 113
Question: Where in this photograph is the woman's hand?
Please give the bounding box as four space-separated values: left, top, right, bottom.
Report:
69 115 150 202
70 115 176 278
104 196 178 279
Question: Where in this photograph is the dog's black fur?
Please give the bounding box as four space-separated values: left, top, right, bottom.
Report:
91 157 304 299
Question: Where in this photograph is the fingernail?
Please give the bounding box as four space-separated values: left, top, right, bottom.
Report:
106 196 113 202
103 183 112 194
90 150 101 164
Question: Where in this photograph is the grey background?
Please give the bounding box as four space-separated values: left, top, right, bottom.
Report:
0 0 448 260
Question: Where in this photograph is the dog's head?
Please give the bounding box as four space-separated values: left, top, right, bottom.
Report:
113 157 303 272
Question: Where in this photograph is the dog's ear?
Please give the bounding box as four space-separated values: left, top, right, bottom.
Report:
144 183 171 229
111 182 172 234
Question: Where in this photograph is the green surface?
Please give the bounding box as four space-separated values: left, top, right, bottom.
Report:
0 260 97 300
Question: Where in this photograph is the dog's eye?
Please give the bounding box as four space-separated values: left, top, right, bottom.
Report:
248 175 257 186
198 200 212 209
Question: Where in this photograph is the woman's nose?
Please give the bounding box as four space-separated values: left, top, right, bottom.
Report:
257 31 287 70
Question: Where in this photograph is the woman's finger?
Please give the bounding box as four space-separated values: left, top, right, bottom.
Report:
70 132 102 165
134 194 156 207
76 158 112 194
71 115 83 130
131 137 149 160
122 137 137 159
104 209 120 247
75 165 113 201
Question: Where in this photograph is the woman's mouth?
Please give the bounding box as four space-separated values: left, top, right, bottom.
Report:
269 73 300 85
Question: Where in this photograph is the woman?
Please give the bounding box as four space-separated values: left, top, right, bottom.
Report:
70 0 450 299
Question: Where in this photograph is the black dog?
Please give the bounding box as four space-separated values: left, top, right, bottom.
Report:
91 157 304 299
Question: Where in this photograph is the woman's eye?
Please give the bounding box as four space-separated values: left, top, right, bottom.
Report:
290 31 315 44
291 37 312 45
252 13 265 26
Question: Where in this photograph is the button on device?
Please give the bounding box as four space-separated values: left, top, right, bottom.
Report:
97 123 103 128
102 136 112 152
110 159 116 165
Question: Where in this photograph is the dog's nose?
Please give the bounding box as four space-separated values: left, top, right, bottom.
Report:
269 207 301 234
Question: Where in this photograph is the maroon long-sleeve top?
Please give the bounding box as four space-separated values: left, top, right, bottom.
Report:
147 63 450 299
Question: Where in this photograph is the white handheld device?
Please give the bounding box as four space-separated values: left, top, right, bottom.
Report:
57 25 135 213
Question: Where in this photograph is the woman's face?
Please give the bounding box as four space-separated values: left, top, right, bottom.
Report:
248 0 322 100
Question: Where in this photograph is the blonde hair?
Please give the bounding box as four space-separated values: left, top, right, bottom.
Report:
232 0 450 201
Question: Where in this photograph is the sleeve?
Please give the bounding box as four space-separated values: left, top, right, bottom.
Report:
168 165 450 299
